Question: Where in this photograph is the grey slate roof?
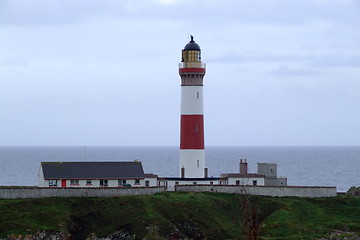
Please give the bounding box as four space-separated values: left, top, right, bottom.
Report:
41 161 145 179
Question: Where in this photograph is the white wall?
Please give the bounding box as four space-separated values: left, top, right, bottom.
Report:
144 177 157 187
179 150 205 178
181 86 203 114
227 177 265 186
39 179 152 188
38 165 48 187
164 179 222 191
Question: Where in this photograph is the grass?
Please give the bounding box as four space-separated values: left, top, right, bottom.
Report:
0 192 359 239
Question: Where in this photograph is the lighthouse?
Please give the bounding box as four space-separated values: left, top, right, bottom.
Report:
179 36 207 178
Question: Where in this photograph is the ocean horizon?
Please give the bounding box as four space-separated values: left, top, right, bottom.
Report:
1 146 359 192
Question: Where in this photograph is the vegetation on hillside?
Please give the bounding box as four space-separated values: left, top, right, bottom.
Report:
0 192 360 240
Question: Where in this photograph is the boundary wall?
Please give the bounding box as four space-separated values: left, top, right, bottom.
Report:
0 185 337 199
0 186 165 199
175 185 337 197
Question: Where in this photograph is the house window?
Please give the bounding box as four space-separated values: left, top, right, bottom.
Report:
210 181 213 185
145 180 150 187
253 180 257 186
86 180 92 185
118 179 127 186
236 180 240 185
193 182 197 185
135 179 140 185
197 160 199 167
175 181 179 185
197 91 199 99
100 180 108 187
195 125 198 133
70 180 79 185
49 180 57 187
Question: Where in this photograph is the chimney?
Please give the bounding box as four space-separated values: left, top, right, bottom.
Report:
204 168 208 178
240 159 248 174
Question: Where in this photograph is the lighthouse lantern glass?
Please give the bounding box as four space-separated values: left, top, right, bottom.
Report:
182 50 201 63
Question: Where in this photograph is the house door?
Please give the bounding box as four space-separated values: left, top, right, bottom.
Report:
61 179 66 188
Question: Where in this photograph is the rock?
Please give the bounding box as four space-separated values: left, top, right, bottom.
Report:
346 187 360 197
5 231 69 240
318 230 360 240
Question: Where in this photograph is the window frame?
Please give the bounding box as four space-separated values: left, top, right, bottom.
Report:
100 179 108 187
49 180 57 187
118 179 127 186
70 179 79 185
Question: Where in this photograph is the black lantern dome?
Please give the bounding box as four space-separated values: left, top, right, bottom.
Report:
184 35 201 51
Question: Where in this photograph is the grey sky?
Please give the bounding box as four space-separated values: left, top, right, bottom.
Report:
1 0 359 146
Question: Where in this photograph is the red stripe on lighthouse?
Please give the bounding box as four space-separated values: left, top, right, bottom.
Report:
179 68 206 73
180 115 204 149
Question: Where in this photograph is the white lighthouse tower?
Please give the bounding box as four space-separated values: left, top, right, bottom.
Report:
179 36 207 178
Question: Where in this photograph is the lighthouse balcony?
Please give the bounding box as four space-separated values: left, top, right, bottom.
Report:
179 62 206 69
179 63 206 75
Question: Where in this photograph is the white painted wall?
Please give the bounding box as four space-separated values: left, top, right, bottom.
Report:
166 179 221 191
66 179 145 187
38 165 48 187
181 86 203 114
39 178 154 188
227 177 265 186
179 149 205 178
144 177 157 187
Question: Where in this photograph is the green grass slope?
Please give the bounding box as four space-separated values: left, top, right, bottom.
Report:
0 192 359 240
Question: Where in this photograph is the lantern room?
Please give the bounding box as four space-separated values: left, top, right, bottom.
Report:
182 35 201 63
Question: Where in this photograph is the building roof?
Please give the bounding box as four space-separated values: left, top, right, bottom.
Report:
221 173 265 178
41 161 144 179
184 35 201 51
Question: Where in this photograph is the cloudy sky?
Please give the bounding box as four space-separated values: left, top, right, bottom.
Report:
1 0 359 146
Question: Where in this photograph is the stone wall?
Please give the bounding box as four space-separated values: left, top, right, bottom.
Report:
0 186 165 199
175 185 337 197
0 185 338 199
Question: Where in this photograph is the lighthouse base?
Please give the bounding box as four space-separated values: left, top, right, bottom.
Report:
179 149 205 178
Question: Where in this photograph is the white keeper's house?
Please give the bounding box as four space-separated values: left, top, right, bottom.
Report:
38 161 158 188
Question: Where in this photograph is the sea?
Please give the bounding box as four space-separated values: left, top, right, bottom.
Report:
0 146 359 192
